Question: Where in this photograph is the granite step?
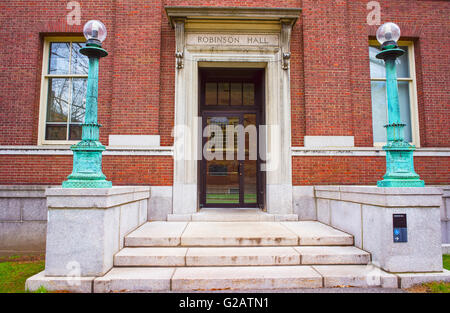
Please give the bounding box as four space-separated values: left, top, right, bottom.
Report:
294 246 370 265
170 266 323 291
280 221 354 246
124 222 188 247
93 266 322 292
93 265 397 292
124 221 354 247
114 246 370 267
168 208 298 222
180 222 299 246
191 208 276 222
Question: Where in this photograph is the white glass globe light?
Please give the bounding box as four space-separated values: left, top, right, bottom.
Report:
376 22 400 45
83 20 107 43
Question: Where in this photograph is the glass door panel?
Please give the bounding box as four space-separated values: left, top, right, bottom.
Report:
206 159 239 204
203 113 259 206
244 114 257 204
205 116 240 204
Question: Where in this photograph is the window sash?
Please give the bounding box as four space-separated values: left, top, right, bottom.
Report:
370 77 413 82
369 41 420 147
44 76 87 141
38 37 88 145
371 80 414 143
45 74 88 78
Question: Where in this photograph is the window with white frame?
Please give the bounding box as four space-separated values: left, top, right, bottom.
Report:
369 41 420 146
39 37 88 143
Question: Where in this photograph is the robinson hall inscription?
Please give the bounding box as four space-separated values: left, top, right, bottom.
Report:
186 34 279 46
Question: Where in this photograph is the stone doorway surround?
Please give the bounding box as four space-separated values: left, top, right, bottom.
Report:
165 7 302 216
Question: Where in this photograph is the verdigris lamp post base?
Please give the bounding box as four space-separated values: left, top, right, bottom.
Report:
377 179 425 188
63 140 111 188
378 180 424 187
377 143 425 187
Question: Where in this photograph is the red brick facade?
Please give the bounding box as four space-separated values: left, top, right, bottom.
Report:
292 156 450 186
0 1 448 186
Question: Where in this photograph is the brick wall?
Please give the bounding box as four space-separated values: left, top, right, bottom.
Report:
110 0 162 136
293 156 450 185
0 155 173 186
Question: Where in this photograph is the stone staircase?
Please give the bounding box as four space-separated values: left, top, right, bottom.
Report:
94 210 398 292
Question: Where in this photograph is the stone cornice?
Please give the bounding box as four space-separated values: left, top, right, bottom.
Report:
0 145 174 156
1 146 449 157
165 6 302 28
291 147 450 157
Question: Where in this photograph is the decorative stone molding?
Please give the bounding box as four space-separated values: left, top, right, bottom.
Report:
166 6 301 70
165 7 301 214
281 20 292 70
165 7 302 26
174 18 185 69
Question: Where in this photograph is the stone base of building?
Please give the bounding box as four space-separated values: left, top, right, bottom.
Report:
1 184 449 253
443 244 450 255
315 186 444 273
0 185 50 255
44 186 150 277
1 184 448 292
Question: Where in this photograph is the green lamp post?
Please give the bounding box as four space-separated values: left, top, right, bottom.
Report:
62 20 112 188
375 22 424 187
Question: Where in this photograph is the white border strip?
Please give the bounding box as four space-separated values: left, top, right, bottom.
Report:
108 135 161 147
304 136 354 148
0 146 174 156
0 146 448 157
291 147 450 157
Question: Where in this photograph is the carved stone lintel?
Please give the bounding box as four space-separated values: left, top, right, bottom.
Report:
174 18 185 69
281 20 293 70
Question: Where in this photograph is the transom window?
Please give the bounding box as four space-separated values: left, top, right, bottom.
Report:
38 37 88 144
369 41 420 146
204 82 255 106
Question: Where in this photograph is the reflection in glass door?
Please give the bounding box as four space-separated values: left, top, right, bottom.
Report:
243 114 257 205
204 115 240 204
202 113 259 207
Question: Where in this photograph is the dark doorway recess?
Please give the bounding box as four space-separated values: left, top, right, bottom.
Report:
198 67 266 209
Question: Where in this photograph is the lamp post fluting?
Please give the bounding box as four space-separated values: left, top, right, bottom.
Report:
62 20 112 188
375 22 424 187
